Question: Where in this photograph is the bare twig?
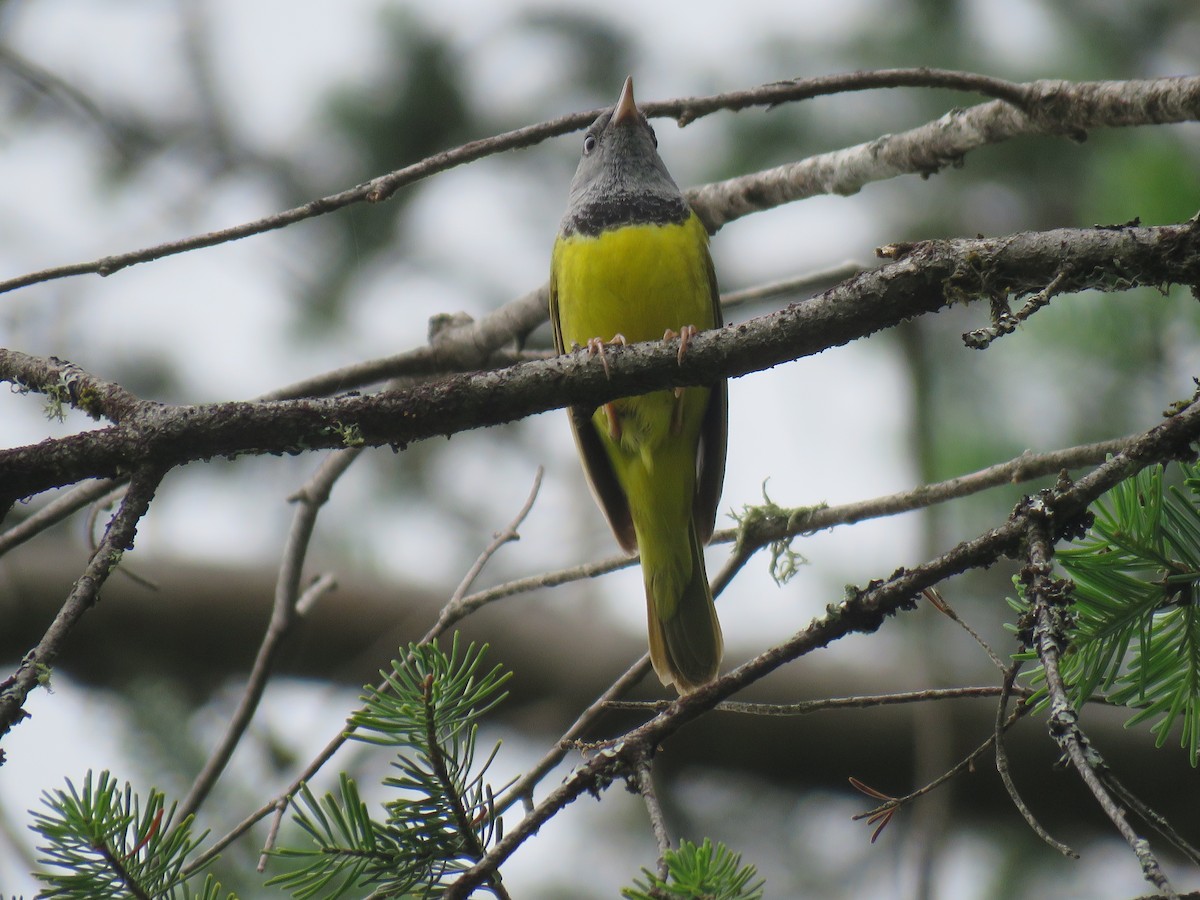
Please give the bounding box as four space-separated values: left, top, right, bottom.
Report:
0 466 165 741
448 392 1200 896
657 67 1034 126
851 700 1033 840
2 72 1197 296
922 588 1009 673
634 761 672 881
713 432 1136 594
720 262 866 312
0 478 122 558
178 448 359 820
185 465 546 877
1100 770 1200 867
256 289 550 402
495 654 653 818
993 661 1078 858
432 466 544 627
1025 514 1176 897
605 684 1033 716
963 271 1069 349
446 553 638 618
256 264 865 407
0 46 127 151
254 798 288 874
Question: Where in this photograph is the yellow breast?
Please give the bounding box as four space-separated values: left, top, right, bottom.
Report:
552 213 715 348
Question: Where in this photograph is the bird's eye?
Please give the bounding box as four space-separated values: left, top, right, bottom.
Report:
582 133 597 155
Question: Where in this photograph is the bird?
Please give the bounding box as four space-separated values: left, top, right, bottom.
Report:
549 76 728 693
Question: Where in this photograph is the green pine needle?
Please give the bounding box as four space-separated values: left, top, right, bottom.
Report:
29 769 224 899
622 838 765 900
1014 461 1200 766
269 634 511 898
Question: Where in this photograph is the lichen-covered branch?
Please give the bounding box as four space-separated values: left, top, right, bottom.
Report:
3 221 1197 512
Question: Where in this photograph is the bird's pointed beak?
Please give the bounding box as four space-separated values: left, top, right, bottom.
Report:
612 76 638 125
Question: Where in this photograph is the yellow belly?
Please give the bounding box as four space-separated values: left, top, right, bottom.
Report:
551 212 716 575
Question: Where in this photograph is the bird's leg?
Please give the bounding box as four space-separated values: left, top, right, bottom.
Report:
602 402 622 441
586 334 627 440
663 325 699 435
586 333 627 379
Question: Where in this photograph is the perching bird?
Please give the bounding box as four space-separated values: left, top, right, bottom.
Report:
549 77 727 693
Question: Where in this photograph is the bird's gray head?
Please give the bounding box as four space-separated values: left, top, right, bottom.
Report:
560 77 689 237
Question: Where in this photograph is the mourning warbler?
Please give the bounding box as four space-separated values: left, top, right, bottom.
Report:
549 77 727 693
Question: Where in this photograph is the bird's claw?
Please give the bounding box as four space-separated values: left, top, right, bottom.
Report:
586 334 627 379
663 325 698 366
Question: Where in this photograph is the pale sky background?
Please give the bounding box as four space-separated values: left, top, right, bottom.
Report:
0 1 1188 897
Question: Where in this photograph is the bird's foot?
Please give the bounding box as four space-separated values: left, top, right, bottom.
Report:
586 333 627 379
663 324 698 366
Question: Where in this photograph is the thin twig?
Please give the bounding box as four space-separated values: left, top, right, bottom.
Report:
720 262 865 312
495 655 652 817
604 684 1032 715
0 466 165 740
0 46 129 151
1025 514 1177 897
178 448 359 821
963 271 1069 349
0 477 122 558
83 484 158 590
442 467 543 612
714 434 1134 594
449 393 1200 895
993 661 1078 857
256 289 549 402
852 700 1033 834
1100 769 1200 867
254 799 288 874
635 761 672 881
255 265 864 407
186 465 546 876
3 72 1198 298
923 588 1009 673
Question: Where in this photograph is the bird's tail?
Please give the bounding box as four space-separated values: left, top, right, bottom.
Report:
644 520 723 693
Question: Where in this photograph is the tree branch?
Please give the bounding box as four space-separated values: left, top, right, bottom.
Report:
1 71 1196 295
446 388 1200 896
688 75 1200 231
715 432 1139 593
3 221 1197 512
1024 515 1177 897
0 466 164 744
177 448 358 820
605 685 1034 716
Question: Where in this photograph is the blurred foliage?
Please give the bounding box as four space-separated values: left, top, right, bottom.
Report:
516 9 632 93
305 10 474 327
